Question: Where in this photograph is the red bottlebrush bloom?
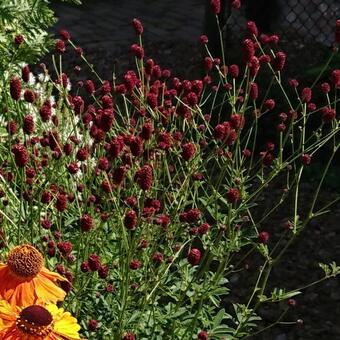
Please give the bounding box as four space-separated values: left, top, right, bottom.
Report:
56 193 68 212
67 162 79 174
24 89 36 103
198 223 210 235
140 121 154 140
204 57 214 72
88 254 101 271
55 39 66 54
258 231 270 244
210 0 220 14
75 46 83 56
288 78 299 88
249 56 260 77
124 210 137 230
247 21 258 37
182 142 196 161
14 34 24 45
23 115 35 134
102 95 113 109
41 190 52 204
39 103 52 122
200 35 209 44
187 248 201 265
335 19 340 43
59 29 70 41
242 149 251 158
98 156 109 171
227 188 240 203
156 214 171 229
146 58 155 76
81 261 90 273
322 107 336 123
229 64 239 78
187 92 199 106
130 136 144 157
147 92 158 109
72 96 84 115
113 166 127 185
41 218 52 230
272 52 286 71
80 214 94 232
88 319 98 331
231 0 241 9
261 152 274 166
123 332 136 340
25 167 36 178
76 147 89 161
269 34 280 44
242 39 255 62
331 69 340 88
132 18 144 35
320 82 330 94
135 165 153 190
12 143 29 167
259 54 271 64
85 80 95 94
129 259 141 270
214 123 227 140
264 99 275 111
301 87 312 103
126 196 137 208
302 153 311 165
152 252 164 264
230 113 244 130
98 264 109 279
101 80 112 95
130 43 144 59
250 82 258 100
277 123 286 132
10 77 21 101
63 143 73 156
21 65 30 83
184 208 201 223
152 65 162 79
57 241 73 256
7 120 17 135
198 330 209 340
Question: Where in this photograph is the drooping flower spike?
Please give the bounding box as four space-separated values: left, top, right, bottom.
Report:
0 244 67 306
0 300 81 339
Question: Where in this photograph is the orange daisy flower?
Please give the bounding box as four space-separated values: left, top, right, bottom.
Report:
0 244 67 306
0 300 81 339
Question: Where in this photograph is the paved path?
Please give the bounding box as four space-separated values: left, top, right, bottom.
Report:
52 0 205 53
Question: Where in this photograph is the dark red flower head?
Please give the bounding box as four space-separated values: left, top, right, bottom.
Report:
132 18 144 35
210 0 220 14
182 142 196 161
60 29 71 41
55 39 66 54
198 330 209 340
80 214 94 232
247 21 258 37
124 210 137 230
187 248 201 265
258 231 270 244
134 165 153 191
12 144 29 167
14 34 24 45
10 77 21 101
227 188 240 203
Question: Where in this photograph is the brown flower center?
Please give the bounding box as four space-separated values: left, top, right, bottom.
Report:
17 305 53 336
7 244 43 278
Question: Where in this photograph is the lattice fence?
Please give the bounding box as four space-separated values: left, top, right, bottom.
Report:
227 0 339 45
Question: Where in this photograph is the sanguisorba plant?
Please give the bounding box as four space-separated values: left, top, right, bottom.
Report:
0 1 340 338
